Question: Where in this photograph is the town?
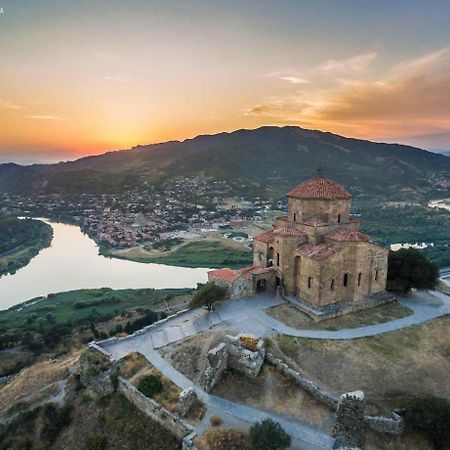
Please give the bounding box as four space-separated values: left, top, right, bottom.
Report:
0 177 282 251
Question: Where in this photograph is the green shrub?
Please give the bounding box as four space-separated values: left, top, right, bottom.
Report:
41 403 73 444
406 396 450 450
87 435 108 450
249 418 291 450
137 375 163 398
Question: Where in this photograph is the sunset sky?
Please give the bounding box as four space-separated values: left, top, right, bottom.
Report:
1 0 450 163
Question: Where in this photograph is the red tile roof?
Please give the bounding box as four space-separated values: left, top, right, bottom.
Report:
273 227 306 237
253 230 274 244
296 243 345 260
208 268 240 283
288 177 352 200
326 228 369 242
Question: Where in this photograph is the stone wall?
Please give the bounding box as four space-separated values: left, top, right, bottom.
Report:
266 352 404 437
200 335 265 392
79 347 119 398
364 413 404 435
199 342 228 393
118 377 193 440
265 352 339 409
334 390 365 449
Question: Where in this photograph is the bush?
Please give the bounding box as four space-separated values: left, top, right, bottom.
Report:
249 419 291 450
210 415 223 427
137 375 163 398
406 396 450 450
87 435 108 450
198 428 250 450
189 282 227 311
41 403 73 444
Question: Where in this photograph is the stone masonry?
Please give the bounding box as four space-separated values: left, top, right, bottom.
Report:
334 390 365 449
200 334 265 392
176 387 198 418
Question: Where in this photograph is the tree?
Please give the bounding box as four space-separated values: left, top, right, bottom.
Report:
387 248 439 294
248 419 291 450
189 282 227 311
406 396 450 450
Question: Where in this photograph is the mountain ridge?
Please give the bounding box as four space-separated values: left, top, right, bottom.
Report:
1 126 449 199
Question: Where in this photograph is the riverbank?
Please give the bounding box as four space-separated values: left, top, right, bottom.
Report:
0 218 53 278
0 287 192 376
106 239 253 269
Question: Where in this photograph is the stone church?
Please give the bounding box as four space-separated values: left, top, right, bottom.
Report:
208 177 390 318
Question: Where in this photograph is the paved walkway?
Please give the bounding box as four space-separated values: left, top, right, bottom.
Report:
102 291 449 354
106 344 335 450
100 289 449 449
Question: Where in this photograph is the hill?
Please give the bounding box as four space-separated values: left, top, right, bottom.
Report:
1 126 450 199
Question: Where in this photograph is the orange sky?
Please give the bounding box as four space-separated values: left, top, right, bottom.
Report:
1 1 450 163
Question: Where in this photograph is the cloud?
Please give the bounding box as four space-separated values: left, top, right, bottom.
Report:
315 52 377 74
105 75 133 83
0 99 23 110
26 115 67 121
247 47 450 139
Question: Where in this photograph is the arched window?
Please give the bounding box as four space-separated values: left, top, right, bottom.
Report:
276 253 280 266
358 273 362 286
331 279 335 291
308 277 312 289
343 273 348 287
293 213 296 222
375 269 379 281
337 214 341 223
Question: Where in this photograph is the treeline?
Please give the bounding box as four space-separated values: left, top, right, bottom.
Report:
0 215 53 276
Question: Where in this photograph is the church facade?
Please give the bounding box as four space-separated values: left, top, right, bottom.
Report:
208 177 390 317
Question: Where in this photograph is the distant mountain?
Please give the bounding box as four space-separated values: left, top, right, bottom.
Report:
440 150 450 157
1 126 450 199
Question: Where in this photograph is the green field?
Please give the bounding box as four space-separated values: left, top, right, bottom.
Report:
0 287 191 351
114 240 253 269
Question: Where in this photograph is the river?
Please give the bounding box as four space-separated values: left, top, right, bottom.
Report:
0 220 209 310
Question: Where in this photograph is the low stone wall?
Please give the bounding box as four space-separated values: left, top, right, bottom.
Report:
86 343 198 447
118 377 193 440
266 352 405 437
364 413 404 435
96 308 191 347
265 352 339 409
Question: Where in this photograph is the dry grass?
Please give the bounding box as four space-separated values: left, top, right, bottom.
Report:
196 428 250 450
118 352 150 379
266 301 413 330
0 351 79 417
269 316 450 415
122 353 181 413
364 429 433 450
212 365 334 429
160 330 230 383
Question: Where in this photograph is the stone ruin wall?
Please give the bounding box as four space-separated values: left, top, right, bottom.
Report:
82 344 197 448
265 352 404 437
200 334 265 392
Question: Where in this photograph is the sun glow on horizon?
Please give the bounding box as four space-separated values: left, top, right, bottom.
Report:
1 0 450 163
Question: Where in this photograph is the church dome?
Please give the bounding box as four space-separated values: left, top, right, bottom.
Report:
287 177 351 200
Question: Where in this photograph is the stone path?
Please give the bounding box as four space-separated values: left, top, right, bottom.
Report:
105 344 335 450
99 289 449 449
102 291 449 354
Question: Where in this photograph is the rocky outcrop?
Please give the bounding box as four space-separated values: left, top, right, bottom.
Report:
79 348 119 397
